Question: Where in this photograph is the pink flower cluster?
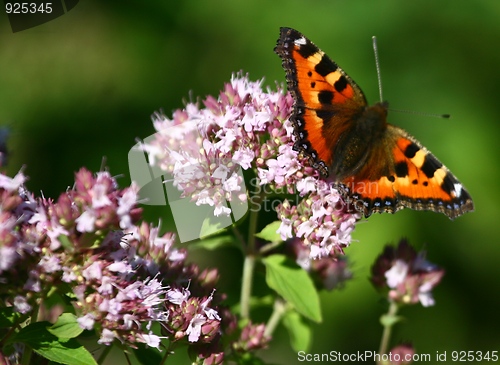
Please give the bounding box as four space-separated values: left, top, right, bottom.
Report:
371 239 445 307
277 178 360 259
0 168 222 351
142 73 360 258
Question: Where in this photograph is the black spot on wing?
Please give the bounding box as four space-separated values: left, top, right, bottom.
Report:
318 90 334 105
334 76 348 93
404 143 420 158
315 56 338 77
440 173 456 196
296 42 318 59
395 161 409 178
315 109 336 122
421 155 442 178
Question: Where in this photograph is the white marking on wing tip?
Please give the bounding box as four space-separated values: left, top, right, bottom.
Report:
294 37 307 46
454 183 462 198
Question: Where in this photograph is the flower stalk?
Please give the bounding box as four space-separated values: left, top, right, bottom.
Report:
240 255 256 320
378 300 400 361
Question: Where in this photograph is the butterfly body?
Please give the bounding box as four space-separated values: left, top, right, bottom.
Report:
275 27 474 219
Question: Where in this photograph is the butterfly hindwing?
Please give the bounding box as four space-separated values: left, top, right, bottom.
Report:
390 129 473 218
339 126 474 219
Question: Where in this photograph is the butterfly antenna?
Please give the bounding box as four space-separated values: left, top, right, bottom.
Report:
372 37 450 119
389 108 451 119
372 36 384 102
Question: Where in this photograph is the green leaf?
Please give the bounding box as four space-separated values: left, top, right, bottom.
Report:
0 307 20 327
254 221 283 243
282 311 312 352
250 295 274 308
262 254 322 322
199 216 227 238
11 322 96 365
48 313 83 339
380 313 405 327
188 235 239 251
33 338 96 365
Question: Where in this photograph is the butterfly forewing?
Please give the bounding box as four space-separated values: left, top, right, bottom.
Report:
275 27 368 174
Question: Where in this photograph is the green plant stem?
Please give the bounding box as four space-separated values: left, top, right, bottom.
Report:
123 350 133 365
159 341 178 365
378 301 399 362
264 299 287 338
20 303 40 365
259 240 283 254
231 225 246 253
239 192 262 319
240 255 255 319
246 197 260 254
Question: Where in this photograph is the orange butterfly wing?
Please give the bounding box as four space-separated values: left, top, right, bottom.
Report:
341 126 474 219
275 27 368 177
275 27 474 219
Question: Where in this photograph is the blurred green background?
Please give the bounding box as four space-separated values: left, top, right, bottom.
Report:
1 1 499 364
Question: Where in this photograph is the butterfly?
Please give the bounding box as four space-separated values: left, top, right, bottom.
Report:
275 27 474 219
